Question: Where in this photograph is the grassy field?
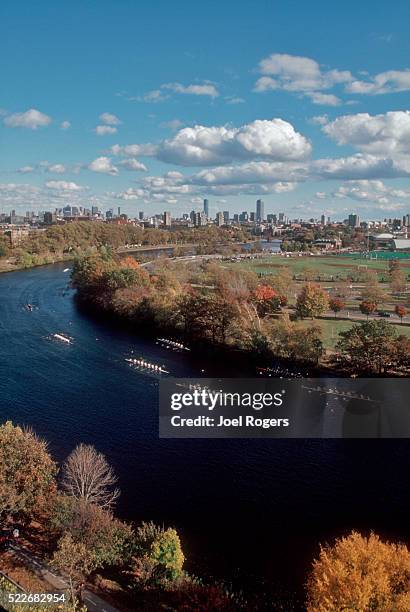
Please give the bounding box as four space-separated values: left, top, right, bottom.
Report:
226 254 410 280
299 317 410 350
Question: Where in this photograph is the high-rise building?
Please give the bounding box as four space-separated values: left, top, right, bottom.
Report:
321 214 326 225
138 211 144 220
223 211 230 224
233 214 239 223
203 199 209 217
267 214 275 223
194 212 207 227
256 199 264 222
278 212 284 222
106 208 113 219
163 211 172 227
250 212 256 222
348 213 360 228
239 211 249 222
215 212 224 226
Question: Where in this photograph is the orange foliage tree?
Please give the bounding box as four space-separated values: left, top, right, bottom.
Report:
306 531 410 612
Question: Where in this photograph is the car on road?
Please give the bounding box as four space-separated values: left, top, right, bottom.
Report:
377 311 391 318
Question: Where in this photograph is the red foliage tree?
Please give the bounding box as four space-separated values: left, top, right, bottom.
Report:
329 297 345 318
359 301 377 319
395 304 408 323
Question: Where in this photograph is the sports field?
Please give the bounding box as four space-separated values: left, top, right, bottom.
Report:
226 254 410 280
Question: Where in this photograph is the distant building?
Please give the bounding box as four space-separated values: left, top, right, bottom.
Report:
203 199 209 218
215 212 224 226
139 211 144 220
223 211 230 224
239 211 249 222
321 214 326 225
390 238 410 251
256 199 264 222
313 238 341 250
163 211 172 227
194 212 207 227
348 213 360 228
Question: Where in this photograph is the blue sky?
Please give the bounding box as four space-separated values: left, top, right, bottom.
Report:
1 0 410 219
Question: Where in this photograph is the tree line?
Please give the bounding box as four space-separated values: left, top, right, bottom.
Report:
71 252 410 375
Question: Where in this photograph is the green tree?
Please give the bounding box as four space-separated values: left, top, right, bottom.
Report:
296 283 329 319
306 531 410 612
130 521 185 587
335 320 397 374
0 421 57 522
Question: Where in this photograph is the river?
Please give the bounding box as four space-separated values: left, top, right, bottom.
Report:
0 263 408 607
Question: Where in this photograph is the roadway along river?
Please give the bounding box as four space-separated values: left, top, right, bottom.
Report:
0 263 409 606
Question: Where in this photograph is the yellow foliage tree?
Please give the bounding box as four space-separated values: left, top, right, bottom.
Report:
306 531 410 612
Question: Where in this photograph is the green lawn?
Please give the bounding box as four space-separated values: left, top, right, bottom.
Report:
226 254 410 280
299 317 410 350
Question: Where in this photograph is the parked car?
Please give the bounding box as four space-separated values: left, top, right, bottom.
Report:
377 311 391 318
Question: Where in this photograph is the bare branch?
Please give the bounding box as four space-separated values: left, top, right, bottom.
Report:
61 444 120 509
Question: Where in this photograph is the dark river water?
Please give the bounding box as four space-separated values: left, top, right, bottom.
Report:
0 263 409 608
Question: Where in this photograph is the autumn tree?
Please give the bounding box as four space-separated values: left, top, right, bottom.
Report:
359 300 377 319
61 444 120 509
360 273 385 304
0 421 57 522
271 316 323 364
52 533 95 606
391 268 407 294
129 521 185 587
395 304 408 323
329 297 344 318
252 285 281 317
270 266 293 298
306 531 410 612
296 283 329 319
52 496 134 568
335 320 398 374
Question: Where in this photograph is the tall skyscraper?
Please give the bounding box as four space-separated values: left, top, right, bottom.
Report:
163 211 171 227
223 211 230 224
203 199 209 217
138 211 144 220
256 199 264 222
321 214 326 225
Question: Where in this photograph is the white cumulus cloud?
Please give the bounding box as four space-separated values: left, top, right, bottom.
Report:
88 157 119 175
45 180 84 191
4 108 52 129
95 125 118 136
99 112 122 125
322 111 410 155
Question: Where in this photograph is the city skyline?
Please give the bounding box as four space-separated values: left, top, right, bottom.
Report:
1 1 410 219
